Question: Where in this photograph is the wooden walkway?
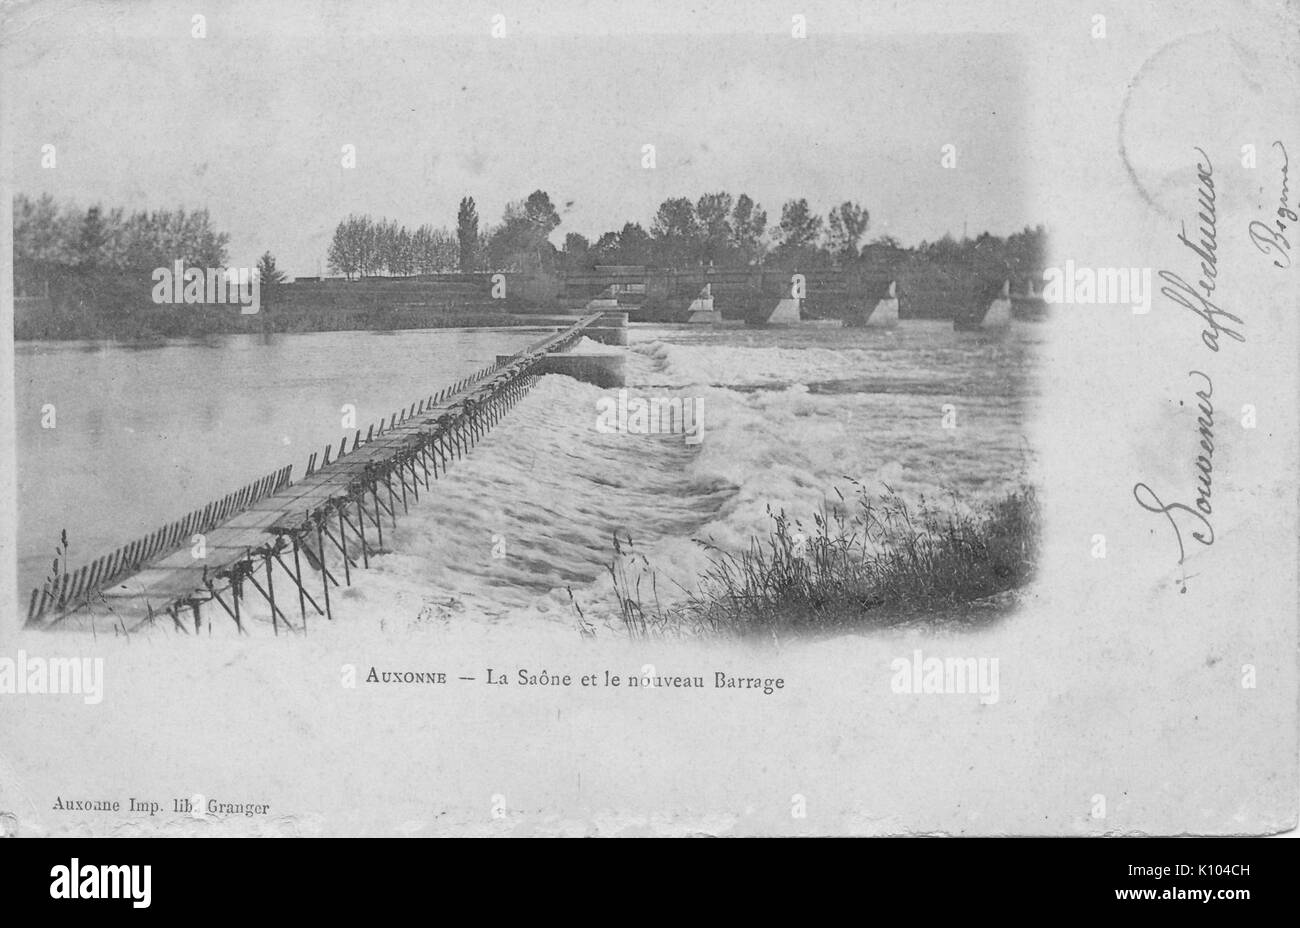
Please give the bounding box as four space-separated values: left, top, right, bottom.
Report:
25 314 606 633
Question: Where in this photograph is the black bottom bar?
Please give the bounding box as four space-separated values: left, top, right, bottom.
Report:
0 835 1286 916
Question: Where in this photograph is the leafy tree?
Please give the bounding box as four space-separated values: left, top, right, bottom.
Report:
374 218 394 275
489 190 561 272
590 231 622 264
730 193 768 265
695 192 734 266
13 194 71 293
256 251 287 311
774 199 822 250
614 222 652 265
410 224 458 274
650 197 699 267
562 232 591 269
384 222 414 276
457 197 480 273
521 190 560 236
326 218 351 278
1003 224 1048 276
859 234 907 274
359 216 380 276
928 232 961 263
411 225 432 274
327 214 367 279
772 198 823 265
75 206 108 269
432 227 458 270
257 251 287 285
826 201 870 260
175 208 228 267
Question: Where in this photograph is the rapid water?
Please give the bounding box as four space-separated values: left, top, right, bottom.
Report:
13 321 1042 620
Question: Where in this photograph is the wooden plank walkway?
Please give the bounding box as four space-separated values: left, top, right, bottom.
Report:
26 314 606 632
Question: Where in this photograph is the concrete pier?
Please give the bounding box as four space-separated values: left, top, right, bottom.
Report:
845 280 899 328
765 297 802 325
495 310 628 387
532 352 626 388
979 280 1012 329
687 284 720 324
954 279 1013 330
581 310 630 346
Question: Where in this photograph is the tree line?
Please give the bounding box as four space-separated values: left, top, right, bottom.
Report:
564 194 871 270
327 190 1045 280
13 193 230 295
326 214 463 279
326 191 562 279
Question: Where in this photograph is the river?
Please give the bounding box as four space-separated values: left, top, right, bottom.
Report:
14 321 1042 623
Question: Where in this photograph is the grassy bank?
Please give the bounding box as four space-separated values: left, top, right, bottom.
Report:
14 271 566 340
604 483 1040 639
15 302 579 341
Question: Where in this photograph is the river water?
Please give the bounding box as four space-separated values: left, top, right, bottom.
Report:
14 321 1043 623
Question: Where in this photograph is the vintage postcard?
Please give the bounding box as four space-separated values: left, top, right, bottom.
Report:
0 0 1295 840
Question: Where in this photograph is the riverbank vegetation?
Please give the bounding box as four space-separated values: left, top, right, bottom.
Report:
322 189 1046 284
14 189 1046 339
14 194 229 296
604 483 1040 639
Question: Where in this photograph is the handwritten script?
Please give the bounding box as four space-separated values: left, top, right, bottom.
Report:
1134 148 1244 587
1248 140 1295 269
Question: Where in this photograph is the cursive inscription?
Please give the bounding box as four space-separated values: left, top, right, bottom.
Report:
1248 141 1295 269
1137 146 1242 586
1157 148 1245 352
1133 371 1216 570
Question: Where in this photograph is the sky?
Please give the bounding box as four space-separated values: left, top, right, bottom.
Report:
3 0 1034 275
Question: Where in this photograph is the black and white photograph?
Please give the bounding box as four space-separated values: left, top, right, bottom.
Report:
0 0 1295 867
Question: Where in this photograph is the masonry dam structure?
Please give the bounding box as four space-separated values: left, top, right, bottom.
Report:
561 266 1034 329
24 312 629 633
14 266 1043 340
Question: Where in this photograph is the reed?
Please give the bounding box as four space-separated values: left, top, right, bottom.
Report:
608 482 1040 638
